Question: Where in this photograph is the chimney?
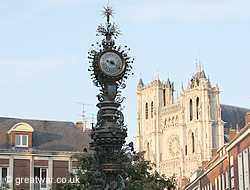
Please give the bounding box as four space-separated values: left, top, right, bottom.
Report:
84 128 92 136
211 148 217 157
229 129 236 142
236 124 239 134
245 112 250 127
76 121 84 131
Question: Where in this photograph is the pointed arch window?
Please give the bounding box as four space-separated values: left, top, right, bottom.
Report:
151 101 153 118
147 142 150 160
192 132 195 153
145 103 148 119
196 97 199 120
190 99 193 121
163 89 166 106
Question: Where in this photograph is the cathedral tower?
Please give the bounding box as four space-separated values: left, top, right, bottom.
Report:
136 64 225 187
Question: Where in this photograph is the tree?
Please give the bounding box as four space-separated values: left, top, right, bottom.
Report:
55 151 176 190
123 152 176 190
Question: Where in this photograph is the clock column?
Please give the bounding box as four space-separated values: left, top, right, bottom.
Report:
88 5 134 189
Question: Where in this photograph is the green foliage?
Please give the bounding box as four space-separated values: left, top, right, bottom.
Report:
55 152 176 190
123 152 176 190
55 153 95 190
0 184 9 190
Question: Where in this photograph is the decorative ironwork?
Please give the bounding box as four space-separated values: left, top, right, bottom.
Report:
88 5 133 190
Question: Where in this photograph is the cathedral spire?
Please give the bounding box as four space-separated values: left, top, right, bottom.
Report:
176 90 179 102
138 73 144 86
181 81 184 93
196 59 198 73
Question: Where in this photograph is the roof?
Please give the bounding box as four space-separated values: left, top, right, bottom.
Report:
221 104 250 129
0 117 91 152
193 70 206 80
138 78 144 86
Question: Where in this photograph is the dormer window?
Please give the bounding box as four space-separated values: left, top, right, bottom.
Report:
7 123 34 148
15 134 28 147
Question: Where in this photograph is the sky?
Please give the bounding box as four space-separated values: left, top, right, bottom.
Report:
0 0 250 144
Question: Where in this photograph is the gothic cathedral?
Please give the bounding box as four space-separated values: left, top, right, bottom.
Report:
136 64 224 185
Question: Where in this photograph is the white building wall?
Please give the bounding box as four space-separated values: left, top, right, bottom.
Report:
136 67 225 186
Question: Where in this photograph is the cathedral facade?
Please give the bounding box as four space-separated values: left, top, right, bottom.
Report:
136 64 225 185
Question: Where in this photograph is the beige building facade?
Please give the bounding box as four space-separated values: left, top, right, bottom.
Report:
136 64 225 186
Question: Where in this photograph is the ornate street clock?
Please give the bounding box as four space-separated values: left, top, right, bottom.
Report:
88 5 134 190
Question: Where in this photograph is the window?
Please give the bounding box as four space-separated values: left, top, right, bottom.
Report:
151 101 153 118
190 99 193 121
0 167 8 187
243 148 249 190
185 145 187 155
147 142 150 160
207 183 210 190
192 132 195 153
238 153 244 190
34 167 48 190
210 182 212 190
222 173 225 190
215 177 218 190
163 89 166 106
196 97 199 119
145 103 148 119
218 175 221 190
15 134 28 147
230 156 234 189
225 169 229 189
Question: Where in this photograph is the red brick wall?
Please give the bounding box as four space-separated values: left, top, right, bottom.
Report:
0 159 9 165
228 135 250 190
14 159 30 190
34 160 48 167
211 148 218 157
186 180 199 190
229 130 236 142
53 160 68 180
200 157 228 189
72 161 78 168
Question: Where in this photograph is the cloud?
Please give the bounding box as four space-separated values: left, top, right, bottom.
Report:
122 0 250 23
0 55 77 83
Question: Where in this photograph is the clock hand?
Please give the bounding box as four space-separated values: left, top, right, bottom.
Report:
107 60 115 65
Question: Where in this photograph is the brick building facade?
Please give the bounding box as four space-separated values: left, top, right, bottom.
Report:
185 113 250 190
0 117 91 190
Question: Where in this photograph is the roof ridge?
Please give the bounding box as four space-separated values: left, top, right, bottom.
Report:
220 104 250 110
0 116 73 123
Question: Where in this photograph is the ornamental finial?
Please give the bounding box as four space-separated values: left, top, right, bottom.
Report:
97 5 121 42
103 5 114 23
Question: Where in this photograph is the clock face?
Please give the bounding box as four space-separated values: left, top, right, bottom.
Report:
99 51 125 76
168 135 180 157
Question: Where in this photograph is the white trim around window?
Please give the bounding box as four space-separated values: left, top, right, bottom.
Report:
243 148 249 190
238 152 244 190
0 167 9 188
15 134 28 147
